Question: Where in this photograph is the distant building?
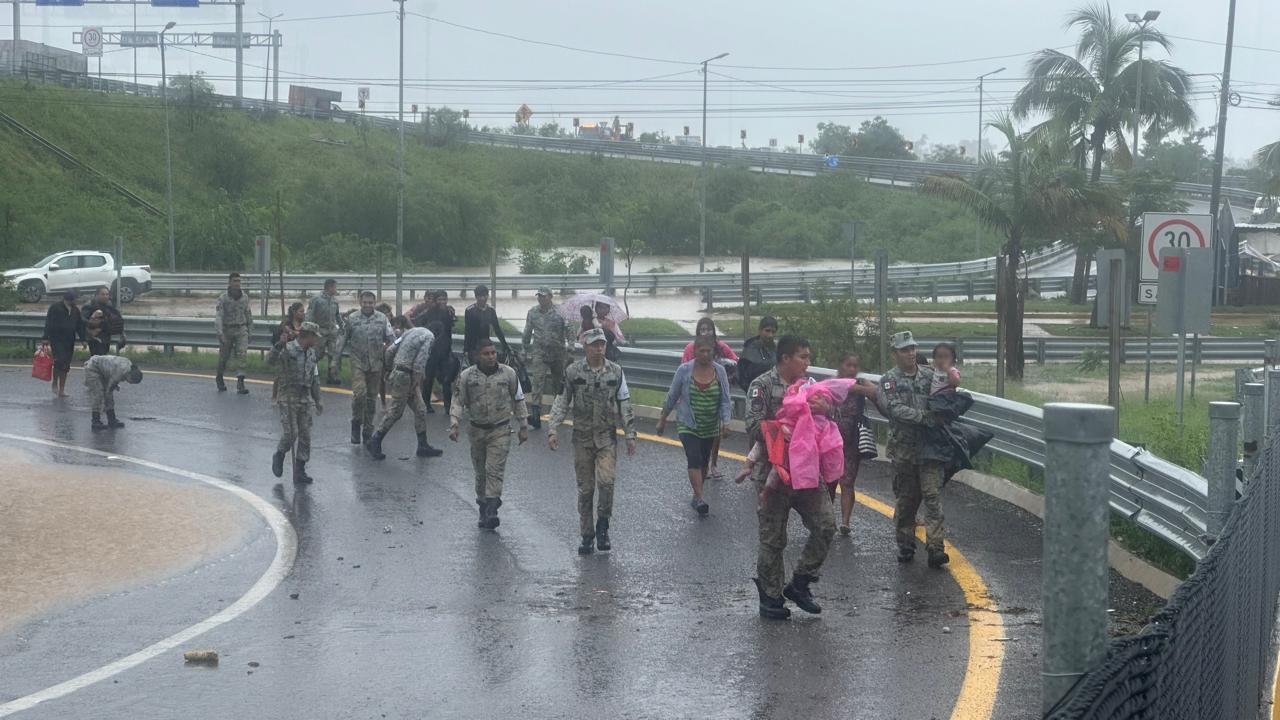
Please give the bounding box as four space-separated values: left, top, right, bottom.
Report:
0 40 88 75
288 84 342 113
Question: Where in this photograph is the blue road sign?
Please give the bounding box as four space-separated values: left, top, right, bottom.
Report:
824 155 839 169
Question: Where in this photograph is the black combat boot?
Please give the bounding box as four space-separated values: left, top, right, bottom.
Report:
482 498 503 530
578 535 595 555
91 412 108 432
416 432 443 458
293 460 314 484
271 450 285 478
927 548 950 569
528 406 542 430
362 426 373 444
595 517 611 552
236 376 249 395
783 573 822 614
752 577 791 620
365 431 386 461
215 375 227 392
897 544 916 563
106 410 125 429
350 420 362 445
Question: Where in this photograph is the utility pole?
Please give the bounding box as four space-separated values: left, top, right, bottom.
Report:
394 0 406 315
698 51 728 273
259 12 283 105
1126 11 1161 166
1208 0 1237 306
161 21 177 272
975 67 1005 257
272 30 281 104
234 0 244 108
10 0 18 76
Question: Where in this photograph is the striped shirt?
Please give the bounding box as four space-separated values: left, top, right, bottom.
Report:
678 377 722 439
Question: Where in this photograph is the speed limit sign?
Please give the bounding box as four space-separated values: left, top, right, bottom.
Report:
81 26 104 57
1138 212 1211 304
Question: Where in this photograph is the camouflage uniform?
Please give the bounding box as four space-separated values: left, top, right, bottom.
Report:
522 301 569 407
548 358 637 539
878 365 945 554
214 289 253 380
343 309 394 430
378 326 433 435
306 292 343 382
83 354 134 414
450 363 529 502
745 367 836 600
270 337 320 463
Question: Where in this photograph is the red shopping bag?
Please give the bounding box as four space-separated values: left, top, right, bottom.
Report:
31 346 53 381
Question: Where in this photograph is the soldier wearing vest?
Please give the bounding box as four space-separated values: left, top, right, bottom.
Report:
547 328 637 556
522 286 569 430
270 321 323 484
214 272 253 395
449 338 530 530
343 291 395 445
306 278 344 385
878 330 949 569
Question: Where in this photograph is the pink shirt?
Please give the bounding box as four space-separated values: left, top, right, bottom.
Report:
682 340 739 363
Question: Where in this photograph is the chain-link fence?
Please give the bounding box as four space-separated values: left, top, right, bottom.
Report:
1046 435 1280 719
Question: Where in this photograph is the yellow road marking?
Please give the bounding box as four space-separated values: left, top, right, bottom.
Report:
9 363 1003 718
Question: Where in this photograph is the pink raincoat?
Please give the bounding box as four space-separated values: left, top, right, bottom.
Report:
774 378 859 490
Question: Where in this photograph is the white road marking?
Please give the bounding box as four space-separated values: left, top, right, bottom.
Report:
0 433 297 716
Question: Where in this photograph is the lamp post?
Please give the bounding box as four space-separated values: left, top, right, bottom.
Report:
975 66 1005 257
394 0 407 314
1125 10 1161 166
259 12 283 105
161 21 177 273
698 51 728 273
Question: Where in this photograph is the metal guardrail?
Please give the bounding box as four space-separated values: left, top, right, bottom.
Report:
701 274 1092 305
0 310 1216 559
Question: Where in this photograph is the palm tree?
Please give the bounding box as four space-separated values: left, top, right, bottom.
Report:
1012 3 1195 301
922 116 1123 380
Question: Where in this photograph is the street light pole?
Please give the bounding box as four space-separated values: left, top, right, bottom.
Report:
975 67 1005 257
1126 11 1161 166
1208 0 1237 308
698 51 728 274
394 0 407 315
161 21 177 273
259 12 283 105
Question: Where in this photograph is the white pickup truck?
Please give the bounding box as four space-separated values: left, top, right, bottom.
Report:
4 250 153 304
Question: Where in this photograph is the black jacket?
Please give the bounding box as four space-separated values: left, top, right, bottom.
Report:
925 391 994 474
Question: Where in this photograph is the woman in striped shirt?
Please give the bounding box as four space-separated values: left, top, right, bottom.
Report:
657 336 732 516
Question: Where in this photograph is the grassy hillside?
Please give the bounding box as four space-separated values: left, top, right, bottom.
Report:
0 79 1003 272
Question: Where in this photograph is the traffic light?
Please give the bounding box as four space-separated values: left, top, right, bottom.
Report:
798 134 804 145
740 129 747 140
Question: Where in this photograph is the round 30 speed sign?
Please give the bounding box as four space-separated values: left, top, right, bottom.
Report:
1138 212 1212 304
81 27 104 57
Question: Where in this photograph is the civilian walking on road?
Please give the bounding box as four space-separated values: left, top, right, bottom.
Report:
743 335 836 620
82 286 125 357
682 317 738 480
420 290 457 413
656 336 731 516
42 291 83 398
738 316 778 391
463 285 510 364
833 352 878 537
878 331 949 568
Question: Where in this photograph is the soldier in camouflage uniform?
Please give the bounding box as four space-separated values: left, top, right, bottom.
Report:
83 354 142 431
214 272 253 395
547 328 637 555
878 330 949 568
343 291 394 445
743 334 836 620
366 323 443 460
449 338 530 530
306 278 344 385
521 286 569 430
270 321 323 484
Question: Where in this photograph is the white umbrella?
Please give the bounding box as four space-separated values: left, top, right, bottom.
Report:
556 292 629 325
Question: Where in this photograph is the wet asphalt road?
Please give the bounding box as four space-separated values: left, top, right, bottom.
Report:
0 366 1161 719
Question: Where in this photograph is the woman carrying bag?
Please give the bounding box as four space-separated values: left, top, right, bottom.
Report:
42 291 84 398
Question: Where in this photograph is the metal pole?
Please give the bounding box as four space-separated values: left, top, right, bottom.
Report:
259 13 281 104
132 2 136 86
1206 401 1241 537
114 236 124 308
1176 331 1186 426
996 254 1007 398
975 75 983 257
272 30 280 104
1132 25 1146 164
1143 307 1153 403
234 1 244 108
1107 257 1122 435
1268 369 1280 439
161 26 176 273
395 0 406 316
1242 382 1264 480
699 59 708 273
1207 0 1236 240
10 0 17 75
1190 333 1199 400
876 250 888 372
1042 402 1114 715
741 243 750 344
1266 338 1277 370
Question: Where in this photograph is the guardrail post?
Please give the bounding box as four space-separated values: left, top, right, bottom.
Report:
702 287 713 312
966 280 975 301
1243 383 1264 480
929 281 938 303
1269 369 1280 438
1266 339 1277 369
1041 402 1114 715
1206 401 1241 537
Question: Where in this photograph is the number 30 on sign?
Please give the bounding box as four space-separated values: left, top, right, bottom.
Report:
1138 213 1211 305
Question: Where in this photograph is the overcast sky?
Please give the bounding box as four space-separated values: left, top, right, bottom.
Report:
10 0 1278 161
